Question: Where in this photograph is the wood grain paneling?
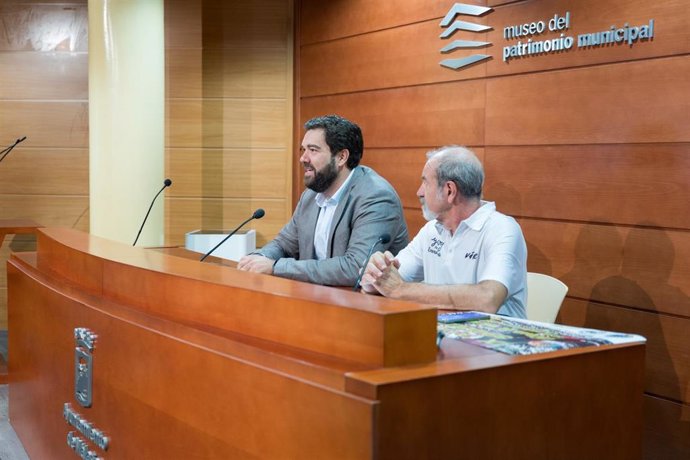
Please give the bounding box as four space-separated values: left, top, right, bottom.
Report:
301 0 690 96
167 99 288 149
362 149 428 209
0 289 7 329
518 219 690 318
0 204 87 323
300 0 455 45
9 253 380 458
486 0 690 76
0 221 39 328
360 345 645 459
301 80 486 148
0 149 88 195
0 0 89 345
202 0 291 49
166 148 288 199
643 395 690 459
0 236 35 289
165 0 293 246
560 297 690 459
12 229 646 458
0 3 87 52
164 0 201 48
0 196 89 230
0 101 88 148
488 0 522 5
165 0 290 49
559 298 690 403
166 197 289 247
0 52 87 100
166 47 288 99
484 144 690 229
486 56 690 145
300 19 486 97
297 0 689 457
403 207 428 239
0 234 36 329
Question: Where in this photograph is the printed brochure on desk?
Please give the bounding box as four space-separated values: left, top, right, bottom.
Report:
437 314 645 356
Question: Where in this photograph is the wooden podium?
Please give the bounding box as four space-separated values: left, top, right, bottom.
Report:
7 228 645 459
0 219 42 383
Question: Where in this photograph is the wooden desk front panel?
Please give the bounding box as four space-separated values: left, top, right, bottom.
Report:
366 345 645 460
8 229 647 459
33 228 438 368
8 261 376 459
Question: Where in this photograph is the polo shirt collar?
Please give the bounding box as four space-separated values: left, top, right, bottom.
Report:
434 200 496 235
463 201 496 231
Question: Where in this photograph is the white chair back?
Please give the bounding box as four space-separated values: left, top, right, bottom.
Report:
526 273 568 323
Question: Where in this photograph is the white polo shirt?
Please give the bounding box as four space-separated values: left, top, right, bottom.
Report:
396 201 527 318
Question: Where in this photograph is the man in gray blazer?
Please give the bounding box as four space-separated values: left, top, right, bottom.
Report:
237 114 408 286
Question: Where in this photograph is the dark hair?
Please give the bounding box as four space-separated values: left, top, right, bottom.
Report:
304 115 363 169
427 146 484 200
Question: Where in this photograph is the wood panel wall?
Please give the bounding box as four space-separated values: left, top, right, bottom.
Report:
0 0 89 329
0 0 686 455
164 0 294 247
0 0 295 335
297 0 690 458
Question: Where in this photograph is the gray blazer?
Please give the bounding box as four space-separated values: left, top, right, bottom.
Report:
257 166 408 286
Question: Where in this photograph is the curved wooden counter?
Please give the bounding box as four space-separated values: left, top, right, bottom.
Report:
7 228 645 459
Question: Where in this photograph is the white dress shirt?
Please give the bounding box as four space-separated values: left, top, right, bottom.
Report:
313 171 354 260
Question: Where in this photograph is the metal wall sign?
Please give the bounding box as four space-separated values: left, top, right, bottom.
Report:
439 3 493 70
439 2 656 70
65 328 109 460
502 13 654 62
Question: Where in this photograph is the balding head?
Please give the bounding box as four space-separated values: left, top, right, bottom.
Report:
426 146 484 200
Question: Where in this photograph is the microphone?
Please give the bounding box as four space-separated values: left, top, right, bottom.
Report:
353 233 391 291
0 136 27 164
200 208 265 262
132 178 173 246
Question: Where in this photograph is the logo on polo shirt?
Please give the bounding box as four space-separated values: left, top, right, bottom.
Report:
465 251 478 259
428 237 445 257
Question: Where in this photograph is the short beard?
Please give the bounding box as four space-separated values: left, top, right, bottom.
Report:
420 198 438 221
420 188 445 222
305 157 339 193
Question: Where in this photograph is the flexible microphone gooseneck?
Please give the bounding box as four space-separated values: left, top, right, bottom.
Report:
200 208 265 262
132 178 173 246
353 233 391 291
0 136 27 164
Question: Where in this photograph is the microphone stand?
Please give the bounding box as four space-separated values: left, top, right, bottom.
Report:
0 137 27 164
133 179 172 246
200 212 263 262
353 234 391 291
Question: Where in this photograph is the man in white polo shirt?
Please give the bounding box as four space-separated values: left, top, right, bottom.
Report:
360 146 527 318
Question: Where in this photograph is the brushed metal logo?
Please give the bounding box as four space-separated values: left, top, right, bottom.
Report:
74 327 96 408
439 3 493 70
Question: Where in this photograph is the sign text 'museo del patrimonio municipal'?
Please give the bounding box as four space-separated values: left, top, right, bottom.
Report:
439 3 657 71
502 11 655 62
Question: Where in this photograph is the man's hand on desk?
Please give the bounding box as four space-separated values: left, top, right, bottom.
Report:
360 250 403 296
237 254 275 274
